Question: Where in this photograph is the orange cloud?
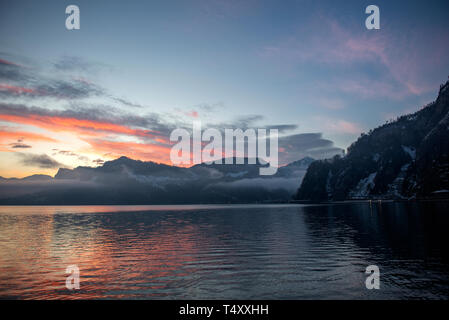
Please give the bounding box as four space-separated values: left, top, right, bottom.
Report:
0 106 180 173
0 129 58 153
86 139 173 164
0 129 57 144
0 113 164 141
0 109 176 170
0 83 35 94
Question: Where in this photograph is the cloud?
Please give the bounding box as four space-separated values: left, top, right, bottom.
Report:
212 114 297 133
197 102 223 113
214 177 301 193
200 0 260 19
0 52 343 171
258 19 387 65
0 58 20 67
0 54 111 101
278 133 343 165
185 110 199 118
0 102 300 152
0 101 183 167
10 142 32 149
52 56 108 73
265 124 298 133
0 83 35 94
111 97 144 108
212 114 263 129
51 149 90 162
0 58 25 82
35 79 105 99
53 150 78 157
259 18 449 99
0 60 104 100
0 179 99 200
0 128 57 151
334 78 407 100
317 117 363 135
86 139 173 164
317 97 346 110
0 102 171 141
0 80 103 100
0 54 301 165
17 153 64 169
0 54 151 107
93 159 105 165
0 100 342 169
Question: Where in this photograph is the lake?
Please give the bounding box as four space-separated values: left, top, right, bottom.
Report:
0 202 448 299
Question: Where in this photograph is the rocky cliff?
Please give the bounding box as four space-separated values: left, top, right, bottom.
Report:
296 81 449 201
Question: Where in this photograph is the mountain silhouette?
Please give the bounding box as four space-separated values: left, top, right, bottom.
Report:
296 81 449 201
0 156 314 205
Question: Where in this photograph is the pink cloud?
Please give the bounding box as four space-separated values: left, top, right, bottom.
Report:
319 117 363 135
0 83 35 94
0 58 31 73
0 58 21 67
185 110 199 118
317 97 346 110
335 120 362 134
259 18 448 99
336 79 405 100
259 20 388 65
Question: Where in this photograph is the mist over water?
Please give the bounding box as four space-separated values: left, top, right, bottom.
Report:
0 202 448 299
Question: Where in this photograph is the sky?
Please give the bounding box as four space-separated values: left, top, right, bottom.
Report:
0 0 448 178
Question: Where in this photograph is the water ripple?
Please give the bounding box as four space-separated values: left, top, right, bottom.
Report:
0 202 448 299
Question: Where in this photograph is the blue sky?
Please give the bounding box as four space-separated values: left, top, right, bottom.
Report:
0 0 448 176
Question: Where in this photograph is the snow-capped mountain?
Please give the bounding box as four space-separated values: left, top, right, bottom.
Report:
296 80 449 201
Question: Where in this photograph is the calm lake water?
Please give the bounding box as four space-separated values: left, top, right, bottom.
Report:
0 202 448 299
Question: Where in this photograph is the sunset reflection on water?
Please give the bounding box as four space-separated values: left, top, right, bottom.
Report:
1 203 448 299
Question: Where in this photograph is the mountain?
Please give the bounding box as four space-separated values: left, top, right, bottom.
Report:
276 157 315 176
0 174 52 181
0 156 314 205
20 174 53 181
296 80 449 202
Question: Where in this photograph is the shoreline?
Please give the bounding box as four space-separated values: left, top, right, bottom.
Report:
0 198 448 207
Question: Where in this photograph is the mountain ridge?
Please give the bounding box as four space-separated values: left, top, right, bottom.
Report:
0 156 314 205
296 80 449 201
